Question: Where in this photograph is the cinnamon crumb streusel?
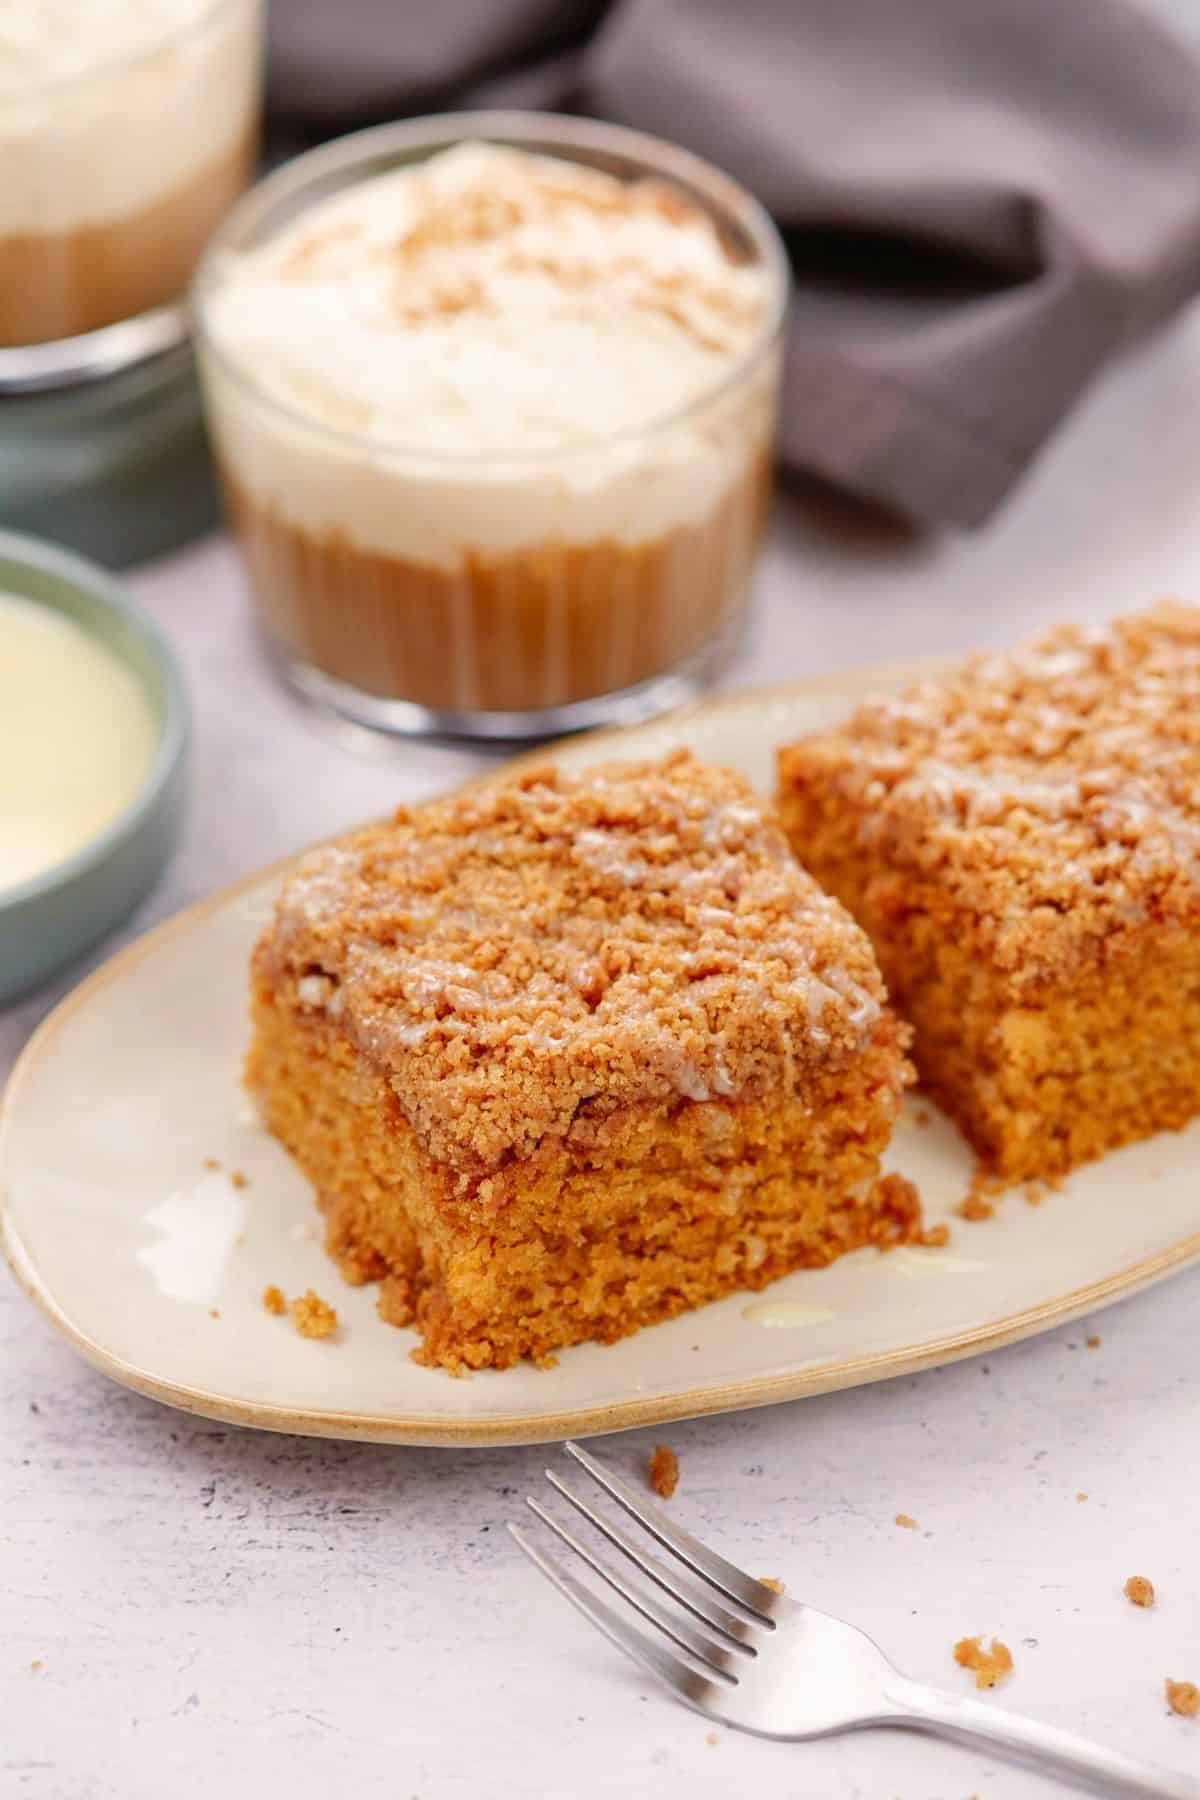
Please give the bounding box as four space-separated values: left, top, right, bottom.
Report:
1166 1680 1200 1718
778 603 1200 1182
954 1636 1013 1689
262 1284 286 1316
260 751 895 1180
1125 1576 1155 1608
649 1445 680 1499
289 1289 338 1340
248 753 916 1371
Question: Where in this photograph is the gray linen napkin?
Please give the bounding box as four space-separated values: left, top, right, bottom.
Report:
267 0 1200 528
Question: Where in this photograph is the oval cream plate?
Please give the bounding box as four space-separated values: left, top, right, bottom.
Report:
4 662 1200 1446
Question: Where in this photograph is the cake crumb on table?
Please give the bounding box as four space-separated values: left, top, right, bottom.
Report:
649 1445 679 1499
231 1169 249 1190
289 1289 338 1340
954 1636 1013 1689
956 1194 995 1223
262 1285 286 1316
919 1223 951 1249
1125 1576 1155 1608
203 1156 221 1170
759 1577 786 1595
895 1513 918 1530
1086 1334 1101 1348
1166 1680 1200 1718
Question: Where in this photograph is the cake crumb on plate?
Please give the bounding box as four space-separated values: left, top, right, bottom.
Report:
203 1156 221 1170
1125 1576 1155 1608
290 1289 338 1340
1166 1680 1199 1718
954 1636 1013 1689
30 1660 42 1673
231 1169 249 1190
649 1445 679 1499
895 1513 918 1530
957 1194 995 1223
1086 1334 1101 1348
759 1577 786 1594
262 1284 286 1316
1076 1492 1088 1502
919 1223 951 1248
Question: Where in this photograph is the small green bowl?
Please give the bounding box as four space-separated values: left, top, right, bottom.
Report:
0 529 190 1003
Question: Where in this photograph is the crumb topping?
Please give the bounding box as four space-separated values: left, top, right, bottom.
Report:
781 604 1200 987
954 1635 1013 1689
649 1444 680 1499
260 753 891 1175
1125 1575 1155 1608
289 1289 338 1340
262 1284 286 1316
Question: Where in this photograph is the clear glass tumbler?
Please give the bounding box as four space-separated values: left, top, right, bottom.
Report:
0 0 263 353
194 112 789 741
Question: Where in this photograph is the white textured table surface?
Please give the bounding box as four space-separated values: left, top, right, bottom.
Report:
5 309 1200 1800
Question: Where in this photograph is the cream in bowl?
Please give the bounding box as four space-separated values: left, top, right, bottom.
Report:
0 592 158 891
0 0 263 347
0 530 188 1002
195 114 788 738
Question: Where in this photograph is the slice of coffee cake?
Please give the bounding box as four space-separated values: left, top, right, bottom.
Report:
248 751 916 1371
778 603 1200 1181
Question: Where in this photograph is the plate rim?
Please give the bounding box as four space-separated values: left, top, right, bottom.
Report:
5 655 1199 1446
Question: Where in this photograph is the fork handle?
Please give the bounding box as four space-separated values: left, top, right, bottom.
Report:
887 1678 1200 1798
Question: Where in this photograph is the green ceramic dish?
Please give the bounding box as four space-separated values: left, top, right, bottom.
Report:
0 530 190 1003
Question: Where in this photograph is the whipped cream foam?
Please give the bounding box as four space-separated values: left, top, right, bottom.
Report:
201 142 780 564
0 0 260 232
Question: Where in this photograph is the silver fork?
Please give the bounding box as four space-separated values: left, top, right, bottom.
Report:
510 1442 1200 1799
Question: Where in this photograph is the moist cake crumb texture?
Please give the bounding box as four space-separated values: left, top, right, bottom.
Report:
954 1636 1014 1689
649 1445 680 1499
1125 1576 1155 1608
778 603 1200 1181
248 751 916 1371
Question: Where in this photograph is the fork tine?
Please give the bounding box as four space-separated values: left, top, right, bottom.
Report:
524 1497 740 1682
507 1522 725 1710
544 1471 756 1652
564 1440 776 1620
